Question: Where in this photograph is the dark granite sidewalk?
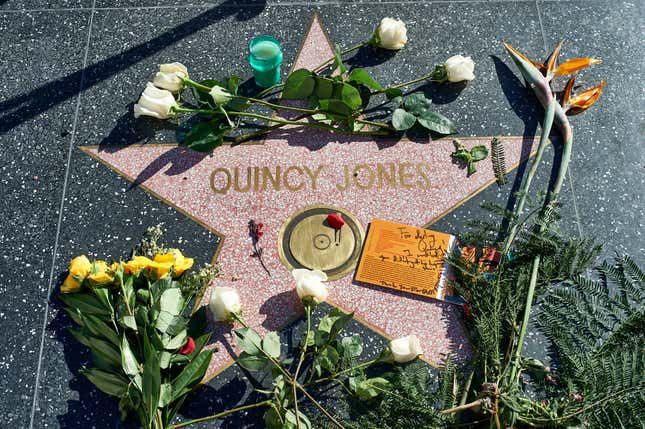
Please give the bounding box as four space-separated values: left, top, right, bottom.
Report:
0 0 642 427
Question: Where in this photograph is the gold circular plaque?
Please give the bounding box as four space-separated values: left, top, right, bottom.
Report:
278 205 365 280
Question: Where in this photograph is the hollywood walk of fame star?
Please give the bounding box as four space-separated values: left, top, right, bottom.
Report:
81 13 539 381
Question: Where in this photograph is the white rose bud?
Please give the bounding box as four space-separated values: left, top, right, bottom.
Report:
389 334 423 363
152 62 188 92
209 85 233 105
209 287 242 322
133 82 177 119
292 268 328 305
444 55 476 82
374 17 408 50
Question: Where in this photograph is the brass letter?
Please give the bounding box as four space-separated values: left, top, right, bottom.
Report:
233 167 252 192
377 163 397 189
398 163 415 188
253 166 260 192
336 165 351 192
284 166 304 191
416 163 432 189
353 164 375 190
210 167 231 194
303 165 324 190
261 166 282 191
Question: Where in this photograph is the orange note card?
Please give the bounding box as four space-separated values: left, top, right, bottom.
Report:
355 218 456 300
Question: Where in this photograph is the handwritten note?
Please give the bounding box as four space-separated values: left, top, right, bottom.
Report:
355 219 456 300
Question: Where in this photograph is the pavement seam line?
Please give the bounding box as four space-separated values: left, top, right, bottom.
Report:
28 1 97 427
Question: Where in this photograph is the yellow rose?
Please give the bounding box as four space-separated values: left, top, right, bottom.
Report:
153 249 194 277
87 260 115 285
123 255 153 274
145 260 173 280
60 255 92 293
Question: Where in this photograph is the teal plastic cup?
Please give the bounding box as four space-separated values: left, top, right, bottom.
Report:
248 35 283 88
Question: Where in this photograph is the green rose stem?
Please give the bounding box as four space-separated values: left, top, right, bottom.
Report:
303 358 379 387
172 107 391 138
168 400 273 429
292 305 313 429
296 383 347 429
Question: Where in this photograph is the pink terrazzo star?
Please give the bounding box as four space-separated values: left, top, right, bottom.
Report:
82 14 540 381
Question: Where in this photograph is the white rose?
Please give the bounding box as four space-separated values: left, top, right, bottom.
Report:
152 62 188 92
292 268 328 304
209 85 233 105
374 17 408 50
133 82 177 119
389 334 423 363
444 55 475 82
209 287 242 322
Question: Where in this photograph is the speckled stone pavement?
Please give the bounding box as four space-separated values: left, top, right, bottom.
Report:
0 1 643 428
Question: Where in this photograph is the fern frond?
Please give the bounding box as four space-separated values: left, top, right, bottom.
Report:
491 137 508 185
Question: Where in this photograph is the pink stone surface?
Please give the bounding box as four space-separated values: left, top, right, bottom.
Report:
83 15 539 381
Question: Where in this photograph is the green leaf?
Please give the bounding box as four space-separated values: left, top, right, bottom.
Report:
317 345 339 373
470 145 489 162
83 314 120 347
88 337 122 369
340 83 363 112
318 99 352 119
333 44 347 75
92 287 115 316
285 409 312 429
264 406 283 429
417 111 456 135
60 292 112 317
233 327 263 356
262 332 281 358
318 307 354 343
170 349 213 401
68 327 92 347
392 108 416 131
142 345 161 424
82 369 129 397
403 92 432 117
160 288 183 315
282 69 315 100
341 335 363 358
187 306 208 338
164 329 187 350
356 377 390 400
385 87 403 100
349 68 383 90
158 383 173 407
237 352 269 372
191 79 224 108
314 77 334 99
64 307 83 326
121 335 140 377
184 121 227 153
159 351 171 369
121 315 138 331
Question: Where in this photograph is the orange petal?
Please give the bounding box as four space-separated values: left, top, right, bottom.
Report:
568 81 606 114
546 40 564 76
555 58 602 76
562 75 576 106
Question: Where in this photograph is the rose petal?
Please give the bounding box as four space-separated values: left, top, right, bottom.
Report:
326 212 345 230
178 337 195 355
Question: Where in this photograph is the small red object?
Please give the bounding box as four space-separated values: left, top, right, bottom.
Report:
326 213 345 230
570 392 583 402
463 304 472 318
178 337 195 355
